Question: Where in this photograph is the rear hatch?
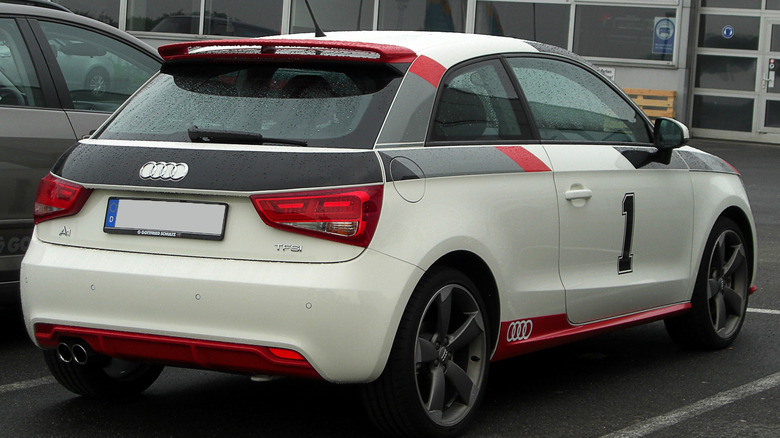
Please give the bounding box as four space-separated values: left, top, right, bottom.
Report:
34 40 411 263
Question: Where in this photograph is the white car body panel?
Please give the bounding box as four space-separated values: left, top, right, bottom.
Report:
545 144 695 323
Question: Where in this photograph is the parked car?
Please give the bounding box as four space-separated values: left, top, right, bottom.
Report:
21 32 756 437
0 1 161 304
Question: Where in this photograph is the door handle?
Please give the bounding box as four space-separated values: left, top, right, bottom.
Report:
565 189 593 200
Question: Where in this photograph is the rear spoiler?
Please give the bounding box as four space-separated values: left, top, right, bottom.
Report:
158 39 418 64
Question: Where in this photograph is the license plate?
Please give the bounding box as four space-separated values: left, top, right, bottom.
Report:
104 198 228 241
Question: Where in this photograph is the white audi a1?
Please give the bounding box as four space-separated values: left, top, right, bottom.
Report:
22 31 757 437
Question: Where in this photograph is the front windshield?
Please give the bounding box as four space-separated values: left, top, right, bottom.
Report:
96 62 403 149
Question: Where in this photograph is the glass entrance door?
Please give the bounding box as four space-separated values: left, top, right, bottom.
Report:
760 19 780 132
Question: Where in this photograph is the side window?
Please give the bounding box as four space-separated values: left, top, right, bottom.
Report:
0 19 43 107
38 20 159 113
507 57 650 143
430 59 533 143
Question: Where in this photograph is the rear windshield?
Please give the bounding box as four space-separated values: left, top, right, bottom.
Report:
95 62 403 149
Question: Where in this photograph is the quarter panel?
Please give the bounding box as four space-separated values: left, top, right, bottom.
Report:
370 145 565 321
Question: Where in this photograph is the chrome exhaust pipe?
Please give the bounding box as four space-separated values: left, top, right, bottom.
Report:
56 342 73 363
72 343 90 365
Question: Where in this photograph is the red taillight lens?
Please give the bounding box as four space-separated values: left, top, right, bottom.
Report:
33 174 92 224
251 185 383 247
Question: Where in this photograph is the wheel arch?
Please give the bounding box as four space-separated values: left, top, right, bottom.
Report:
427 250 501 355
719 206 757 284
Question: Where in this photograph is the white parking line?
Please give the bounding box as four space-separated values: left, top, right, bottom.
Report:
748 308 780 315
0 376 55 394
600 371 780 438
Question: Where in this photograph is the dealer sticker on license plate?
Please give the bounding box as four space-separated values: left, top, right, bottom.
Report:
103 198 228 241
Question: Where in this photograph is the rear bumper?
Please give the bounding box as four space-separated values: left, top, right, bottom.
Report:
21 236 423 383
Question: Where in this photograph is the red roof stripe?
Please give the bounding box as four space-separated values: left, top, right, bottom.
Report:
408 55 446 88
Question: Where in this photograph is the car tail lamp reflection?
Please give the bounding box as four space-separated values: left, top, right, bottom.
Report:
33 174 92 224
251 185 383 247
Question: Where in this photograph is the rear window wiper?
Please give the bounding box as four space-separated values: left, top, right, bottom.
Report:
187 125 308 147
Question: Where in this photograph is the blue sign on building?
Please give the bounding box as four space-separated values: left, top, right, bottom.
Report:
653 17 675 55
722 25 735 39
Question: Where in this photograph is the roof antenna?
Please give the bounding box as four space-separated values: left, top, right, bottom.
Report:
304 0 327 37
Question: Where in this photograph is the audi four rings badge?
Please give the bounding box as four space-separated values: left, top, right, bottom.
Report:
506 319 533 342
139 161 189 181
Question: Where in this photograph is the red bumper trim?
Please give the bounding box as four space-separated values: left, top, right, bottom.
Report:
34 324 321 379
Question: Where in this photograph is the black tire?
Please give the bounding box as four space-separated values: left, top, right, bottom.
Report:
665 218 750 349
361 268 489 438
85 68 109 97
44 349 163 398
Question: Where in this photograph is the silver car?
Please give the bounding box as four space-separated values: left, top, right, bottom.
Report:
0 1 161 304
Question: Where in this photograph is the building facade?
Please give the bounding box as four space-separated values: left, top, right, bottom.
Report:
54 0 780 144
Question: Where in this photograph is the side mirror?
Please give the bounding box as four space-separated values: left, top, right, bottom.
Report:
653 117 689 150
652 118 689 165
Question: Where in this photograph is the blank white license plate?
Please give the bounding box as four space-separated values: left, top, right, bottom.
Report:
103 198 228 241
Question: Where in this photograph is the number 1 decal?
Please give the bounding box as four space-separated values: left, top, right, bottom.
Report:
618 193 635 274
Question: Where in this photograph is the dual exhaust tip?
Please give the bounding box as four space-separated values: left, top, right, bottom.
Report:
56 342 92 365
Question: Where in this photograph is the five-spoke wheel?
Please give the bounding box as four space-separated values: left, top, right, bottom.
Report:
362 268 489 438
665 218 749 349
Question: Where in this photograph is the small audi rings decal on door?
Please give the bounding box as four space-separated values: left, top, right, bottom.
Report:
139 161 189 181
506 319 533 342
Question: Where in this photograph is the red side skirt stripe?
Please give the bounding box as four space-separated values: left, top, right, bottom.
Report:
492 303 691 362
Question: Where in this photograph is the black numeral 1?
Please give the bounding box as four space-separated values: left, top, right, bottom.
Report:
618 193 635 274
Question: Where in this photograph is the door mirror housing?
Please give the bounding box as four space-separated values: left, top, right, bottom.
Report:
654 117 689 150
652 118 689 165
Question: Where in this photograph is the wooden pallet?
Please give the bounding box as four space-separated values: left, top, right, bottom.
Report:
622 88 676 119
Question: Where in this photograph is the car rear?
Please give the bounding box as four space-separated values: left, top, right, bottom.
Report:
21 37 426 382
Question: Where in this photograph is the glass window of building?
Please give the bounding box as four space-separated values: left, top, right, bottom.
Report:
771 24 780 51
692 95 753 132
205 0 281 37
126 0 281 37
695 55 757 92
700 0 761 9
126 0 199 33
54 0 120 27
698 15 760 51
290 0 373 33
769 0 780 10
475 1 569 49
378 0 467 32
573 5 677 62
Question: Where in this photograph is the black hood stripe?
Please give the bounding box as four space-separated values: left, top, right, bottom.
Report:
676 149 739 174
52 143 383 192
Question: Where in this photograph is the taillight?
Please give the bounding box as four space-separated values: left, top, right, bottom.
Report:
33 174 92 224
251 185 383 247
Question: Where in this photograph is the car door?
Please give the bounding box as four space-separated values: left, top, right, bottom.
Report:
506 55 694 324
0 16 76 299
